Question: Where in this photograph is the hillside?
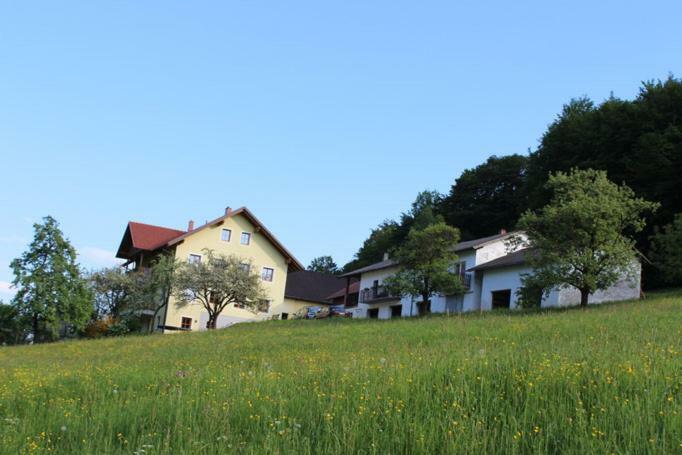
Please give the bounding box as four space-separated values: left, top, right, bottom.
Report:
1 292 680 454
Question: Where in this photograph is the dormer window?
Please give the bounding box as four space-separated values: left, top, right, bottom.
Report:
221 229 232 242
240 232 251 245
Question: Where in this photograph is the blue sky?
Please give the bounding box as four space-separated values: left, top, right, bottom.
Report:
1 1 681 298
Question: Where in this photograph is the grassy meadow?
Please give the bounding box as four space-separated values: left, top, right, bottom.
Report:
1 292 680 454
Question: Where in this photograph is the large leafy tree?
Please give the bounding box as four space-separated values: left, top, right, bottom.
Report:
441 154 529 240
173 250 266 329
650 214 682 284
342 220 400 273
307 256 339 274
10 216 92 342
518 169 658 307
384 223 464 315
526 77 682 257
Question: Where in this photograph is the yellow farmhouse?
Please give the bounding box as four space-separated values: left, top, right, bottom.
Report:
115 206 318 332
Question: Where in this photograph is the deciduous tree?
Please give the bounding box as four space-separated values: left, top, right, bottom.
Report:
10 216 92 342
518 169 658 307
384 223 464 315
173 250 266 329
650 214 682 284
307 256 339 274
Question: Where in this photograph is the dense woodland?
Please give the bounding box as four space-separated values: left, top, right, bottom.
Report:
342 77 682 288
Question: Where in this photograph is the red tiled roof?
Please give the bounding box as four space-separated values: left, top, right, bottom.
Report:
128 222 186 251
326 281 360 300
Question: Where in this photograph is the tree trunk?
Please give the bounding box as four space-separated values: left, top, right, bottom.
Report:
580 288 590 308
32 313 39 343
206 315 217 330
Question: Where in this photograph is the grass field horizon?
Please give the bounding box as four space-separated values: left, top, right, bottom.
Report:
1 291 680 454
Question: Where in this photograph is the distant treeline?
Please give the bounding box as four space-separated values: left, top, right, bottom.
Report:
343 76 682 288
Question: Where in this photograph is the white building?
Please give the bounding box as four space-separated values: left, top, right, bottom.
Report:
340 232 641 319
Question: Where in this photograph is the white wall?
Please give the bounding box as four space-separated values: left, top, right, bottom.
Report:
479 265 530 310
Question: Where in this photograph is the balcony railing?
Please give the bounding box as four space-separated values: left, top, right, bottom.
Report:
360 285 399 303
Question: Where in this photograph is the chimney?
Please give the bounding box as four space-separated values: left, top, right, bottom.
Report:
225 206 232 217
499 228 507 235
383 252 390 261
188 220 195 231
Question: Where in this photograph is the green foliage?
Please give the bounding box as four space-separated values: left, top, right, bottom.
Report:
343 191 444 272
441 154 529 240
307 256 339 274
526 77 682 276
173 249 266 329
514 277 544 309
342 220 400 272
518 169 658 306
650 213 682 283
0 302 27 345
384 223 464 312
0 292 680 453
10 216 92 342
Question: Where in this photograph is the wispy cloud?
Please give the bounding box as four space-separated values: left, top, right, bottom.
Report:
79 247 123 269
0 281 15 300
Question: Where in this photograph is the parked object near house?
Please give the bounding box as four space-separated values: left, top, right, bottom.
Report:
341 231 641 319
116 206 304 332
282 270 344 319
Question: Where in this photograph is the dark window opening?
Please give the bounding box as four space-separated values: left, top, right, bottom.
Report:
367 308 379 319
181 317 192 330
391 305 402 318
491 290 512 309
281 312 288 320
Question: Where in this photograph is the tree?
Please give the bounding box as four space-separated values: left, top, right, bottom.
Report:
0 301 27 345
90 267 135 318
650 214 682 284
10 216 92 342
343 191 444 273
144 253 177 331
526 77 682 287
441 155 529 240
307 256 339 274
384 223 465 315
173 250 266 329
517 169 658 307
342 220 400 272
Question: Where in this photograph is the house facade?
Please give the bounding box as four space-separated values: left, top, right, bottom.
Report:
116 207 307 332
341 232 641 319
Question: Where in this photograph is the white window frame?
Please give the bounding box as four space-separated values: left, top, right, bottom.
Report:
261 267 275 282
220 228 232 242
240 231 251 245
188 253 202 264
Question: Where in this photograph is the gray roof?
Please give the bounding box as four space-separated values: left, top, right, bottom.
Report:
454 232 511 252
468 248 531 272
339 259 399 277
284 271 345 304
341 232 518 277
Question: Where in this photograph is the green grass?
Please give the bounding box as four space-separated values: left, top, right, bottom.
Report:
1 292 681 454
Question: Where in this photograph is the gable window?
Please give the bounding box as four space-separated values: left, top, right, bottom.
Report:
188 254 202 264
221 228 232 242
261 267 274 282
181 317 192 330
240 232 251 245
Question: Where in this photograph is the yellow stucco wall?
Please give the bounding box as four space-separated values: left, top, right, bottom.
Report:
281 298 326 318
164 213 291 331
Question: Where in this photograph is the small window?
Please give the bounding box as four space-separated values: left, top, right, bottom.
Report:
221 229 232 242
239 263 251 272
261 267 274 282
234 302 247 309
240 232 251 245
281 312 288 320
188 254 202 264
181 317 192 330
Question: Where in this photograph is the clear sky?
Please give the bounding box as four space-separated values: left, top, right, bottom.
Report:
1 1 681 299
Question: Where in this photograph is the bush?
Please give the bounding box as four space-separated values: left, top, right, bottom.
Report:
516 283 544 308
83 318 114 339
